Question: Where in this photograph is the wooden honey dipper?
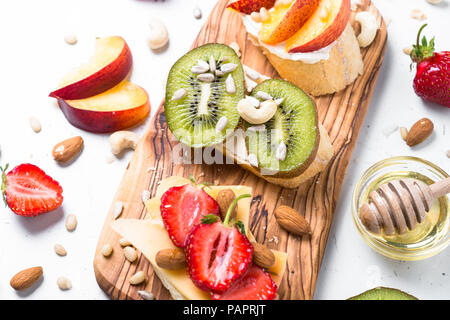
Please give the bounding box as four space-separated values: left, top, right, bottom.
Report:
360 177 450 235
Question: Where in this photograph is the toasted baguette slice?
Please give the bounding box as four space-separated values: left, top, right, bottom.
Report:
219 123 334 189
249 22 363 96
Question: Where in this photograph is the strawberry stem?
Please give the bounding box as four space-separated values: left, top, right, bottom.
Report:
0 164 9 206
411 24 435 63
223 193 251 226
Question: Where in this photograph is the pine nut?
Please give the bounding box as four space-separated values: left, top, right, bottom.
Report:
138 290 155 300
124 246 138 263
248 154 259 167
119 238 132 247
101 244 113 257
54 244 67 256
259 7 270 22
130 271 147 285
64 34 78 45
57 277 72 290
193 6 202 19
256 91 272 100
29 116 41 133
276 142 287 161
65 214 77 232
251 12 262 22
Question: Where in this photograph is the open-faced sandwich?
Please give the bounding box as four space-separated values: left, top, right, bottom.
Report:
164 43 334 188
112 176 287 300
228 0 364 96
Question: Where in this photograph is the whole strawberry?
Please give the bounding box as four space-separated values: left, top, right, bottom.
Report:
410 24 450 108
1 163 63 216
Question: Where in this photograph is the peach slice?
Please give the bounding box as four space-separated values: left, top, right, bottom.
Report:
227 0 276 14
286 0 350 53
259 0 320 45
57 81 150 133
50 36 132 100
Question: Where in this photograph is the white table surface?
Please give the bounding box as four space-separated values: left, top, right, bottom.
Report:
0 0 448 300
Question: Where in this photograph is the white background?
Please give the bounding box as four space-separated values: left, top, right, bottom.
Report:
0 0 448 300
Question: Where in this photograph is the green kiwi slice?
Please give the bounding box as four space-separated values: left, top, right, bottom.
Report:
165 43 245 148
348 287 418 300
244 79 319 178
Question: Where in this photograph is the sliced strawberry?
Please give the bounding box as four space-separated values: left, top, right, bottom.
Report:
1 164 63 217
160 184 220 247
185 221 254 293
211 264 277 300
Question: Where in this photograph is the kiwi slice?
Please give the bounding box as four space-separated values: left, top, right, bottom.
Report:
244 79 319 178
165 43 245 147
348 287 418 300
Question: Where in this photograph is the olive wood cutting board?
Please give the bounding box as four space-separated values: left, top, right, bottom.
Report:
94 0 387 300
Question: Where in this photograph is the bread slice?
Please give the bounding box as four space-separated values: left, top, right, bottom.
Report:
248 22 363 96
219 123 334 188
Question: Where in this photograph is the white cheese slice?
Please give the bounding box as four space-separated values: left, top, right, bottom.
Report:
111 176 287 300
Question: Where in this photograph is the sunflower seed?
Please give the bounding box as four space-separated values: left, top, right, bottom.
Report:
255 91 272 100
225 75 236 94
276 142 287 161
171 88 187 101
229 42 241 57
216 116 228 133
245 68 261 81
142 190 151 202
197 73 215 82
221 63 238 74
245 77 257 92
191 65 209 74
275 98 285 105
113 201 124 219
246 96 260 107
209 56 216 73
215 70 224 76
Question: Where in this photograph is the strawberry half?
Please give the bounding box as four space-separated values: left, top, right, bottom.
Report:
211 264 277 300
410 24 450 108
185 194 254 293
160 183 220 247
1 164 63 217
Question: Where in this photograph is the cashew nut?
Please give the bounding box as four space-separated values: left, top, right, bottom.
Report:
237 98 277 125
109 131 139 155
355 11 378 48
148 19 169 50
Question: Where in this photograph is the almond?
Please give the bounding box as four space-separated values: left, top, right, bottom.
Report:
52 136 84 162
155 248 186 270
406 118 434 147
10 266 43 290
274 205 311 236
216 189 236 220
251 242 275 269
